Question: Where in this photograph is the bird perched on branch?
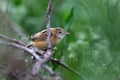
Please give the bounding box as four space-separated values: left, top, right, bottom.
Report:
27 27 69 50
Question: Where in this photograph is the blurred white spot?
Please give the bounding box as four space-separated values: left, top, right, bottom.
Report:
94 50 99 55
102 63 106 67
53 47 57 50
77 40 83 44
25 59 28 62
20 36 29 44
31 56 34 59
76 32 86 40
0 1 7 13
69 53 76 58
115 68 119 71
91 63 95 66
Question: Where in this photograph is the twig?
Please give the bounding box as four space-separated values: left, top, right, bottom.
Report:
0 41 42 80
43 65 56 76
50 58 88 80
46 0 54 49
0 42 41 61
0 34 45 61
25 0 54 80
0 34 26 46
0 34 57 79
0 41 59 80
43 65 62 80
46 0 54 55
0 34 87 80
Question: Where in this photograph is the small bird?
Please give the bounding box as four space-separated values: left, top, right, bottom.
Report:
27 27 69 50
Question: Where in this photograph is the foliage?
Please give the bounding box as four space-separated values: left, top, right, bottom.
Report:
0 0 120 80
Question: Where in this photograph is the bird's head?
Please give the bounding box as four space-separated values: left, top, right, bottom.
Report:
55 27 70 39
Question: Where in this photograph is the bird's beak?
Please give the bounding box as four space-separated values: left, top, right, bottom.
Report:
64 31 70 34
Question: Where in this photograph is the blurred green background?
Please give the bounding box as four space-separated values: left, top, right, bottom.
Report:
0 0 120 80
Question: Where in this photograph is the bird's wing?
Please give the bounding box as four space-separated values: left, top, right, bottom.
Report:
31 30 52 41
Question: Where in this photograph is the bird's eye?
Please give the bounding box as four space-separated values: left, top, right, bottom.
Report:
58 31 62 33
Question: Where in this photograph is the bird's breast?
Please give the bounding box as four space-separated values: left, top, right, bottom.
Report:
51 37 61 47
30 41 47 49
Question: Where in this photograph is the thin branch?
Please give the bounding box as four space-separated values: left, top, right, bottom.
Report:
0 34 87 80
0 34 56 79
0 42 41 61
43 65 56 76
0 34 26 46
0 41 42 80
46 0 54 50
45 0 54 59
0 34 45 61
0 41 60 80
25 0 54 80
43 65 62 80
50 58 88 80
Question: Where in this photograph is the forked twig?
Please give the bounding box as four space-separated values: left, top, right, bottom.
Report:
25 0 54 80
0 0 87 79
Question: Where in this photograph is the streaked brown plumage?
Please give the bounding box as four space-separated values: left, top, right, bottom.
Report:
27 28 69 49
